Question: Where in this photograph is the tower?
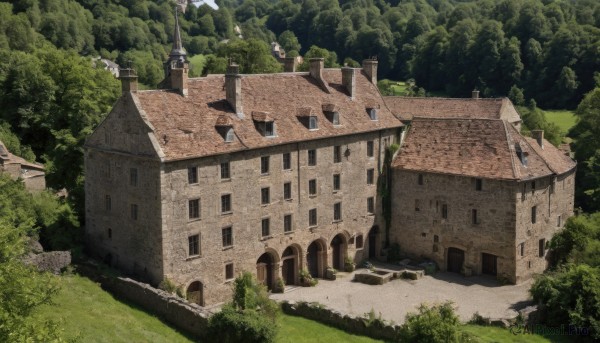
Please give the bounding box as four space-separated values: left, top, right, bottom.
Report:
162 6 189 96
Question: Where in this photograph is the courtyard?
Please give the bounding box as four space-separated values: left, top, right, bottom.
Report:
270 268 533 324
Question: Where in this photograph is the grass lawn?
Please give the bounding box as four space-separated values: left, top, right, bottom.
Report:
277 314 382 343
544 110 577 134
33 274 195 343
462 324 572 343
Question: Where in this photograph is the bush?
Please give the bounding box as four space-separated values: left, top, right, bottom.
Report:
399 302 461 343
207 305 277 343
158 278 183 297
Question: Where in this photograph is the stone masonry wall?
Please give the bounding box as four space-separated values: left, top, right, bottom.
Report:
162 129 398 305
391 170 518 281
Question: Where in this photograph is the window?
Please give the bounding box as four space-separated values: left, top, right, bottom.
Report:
261 218 270 237
308 149 317 166
333 145 341 163
309 208 317 226
131 204 138 220
531 181 536 191
108 228 112 239
284 182 292 200
188 235 200 256
333 174 340 191
532 206 537 224
261 187 270 205
225 128 235 142
221 162 230 179
130 168 138 186
441 204 448 219
367 197 375 214
309 179 317 196
475 178 482 191
418 174 423 185
334 202 342 221
221 194 231 213
265 122 275 137
282 153 291 170
284 214 292 232
225 263 234 280
332 112 340 125
189 199 200 219
557 215 562 227
539 238 545 257
520 243 525 257
105 195 111 211
367 169 375 185
188 166 198 184
367 141 374 157
222 227 233 247
368 108 378 120
415 199 420 212
356 235 363 249
260 156 270 174
472 209 478 225
309 116 318 130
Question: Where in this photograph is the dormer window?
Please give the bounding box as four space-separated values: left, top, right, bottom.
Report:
322 103 341 126
309 116 318 130
515 143 528 167
215 115 235 142
368 108 378 121
252 111 276 138
225 128 234 142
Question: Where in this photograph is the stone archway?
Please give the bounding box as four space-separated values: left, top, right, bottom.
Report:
281 245 301 286
186 281 203 306
330 234 347 271
307 239 327 278
257 250 279 290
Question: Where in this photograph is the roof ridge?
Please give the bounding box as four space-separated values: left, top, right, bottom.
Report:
384 96 505 101
411 117 505 122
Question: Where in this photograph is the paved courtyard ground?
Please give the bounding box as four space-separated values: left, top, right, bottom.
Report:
271 269 533 325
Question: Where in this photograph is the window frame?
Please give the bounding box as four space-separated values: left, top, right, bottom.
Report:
308 179 317 196
188 199 200 220
333 145 341 163
333 202 342 221
264 121 275 137
188 166 198 184
475 178 482 191
309 208 317 227
283 182 292 200
261 217 271 237
222 226 233 248
221 194 232 214
309 116 318 130
441 204 448 219
472 209 478 225
367 197 375 214
532 206 537 224
225 263 234 280
260 156 270 175
188 234 200 257
308 149 317 166
367 168 375 185
284 214 293 232
367 141 374 158
261 187 270 205
130 168 138 187
282 152 291 170
333 174 341 191
220 161 231 179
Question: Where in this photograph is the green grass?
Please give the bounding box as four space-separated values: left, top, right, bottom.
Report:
33 275 195 343
461 324 572 343
543 110 577 134
277 314 382 343
188 54 206 78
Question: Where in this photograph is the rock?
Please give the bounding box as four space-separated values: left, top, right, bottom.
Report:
490 318 511 328
28 238 44 254
24 251 71 274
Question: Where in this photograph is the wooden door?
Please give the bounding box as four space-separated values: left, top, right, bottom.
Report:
482 253 497 276
447 248 464 273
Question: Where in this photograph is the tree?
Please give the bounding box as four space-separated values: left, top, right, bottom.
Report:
298 45 339 71
399 302 461 343
277 30 301 54
216 39 281 74
508 85 525 106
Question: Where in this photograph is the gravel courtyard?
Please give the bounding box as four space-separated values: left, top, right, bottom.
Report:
270 269 533 324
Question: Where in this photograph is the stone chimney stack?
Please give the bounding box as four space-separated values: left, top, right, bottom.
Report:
532 130 544 148
362 59 378 85
226 63 243 118
309 58 330 93
170 63 189 96
283 57 296 72
472 89 480 99
341 67 356 99
119 68 138 94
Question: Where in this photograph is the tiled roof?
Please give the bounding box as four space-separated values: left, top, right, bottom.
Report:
383 97 521 123
392 118 575 180
134 70 402 161
0 141 44 170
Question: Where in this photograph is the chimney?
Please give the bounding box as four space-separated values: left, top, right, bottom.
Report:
309 58 330 93
226 63 243 118
341 67 356 99
170 63 189 96
472 89 480 99
283 57 296 72
119 68 138 94
531 130 544 148
362 59 378 85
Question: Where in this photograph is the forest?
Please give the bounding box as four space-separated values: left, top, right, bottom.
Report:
0 0 599 341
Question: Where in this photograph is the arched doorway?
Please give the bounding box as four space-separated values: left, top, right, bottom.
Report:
186 281 203 306
281 245 301 286
307 239 326 278
368 226 379 259
257 251 279 290
330 234 347 270
447 247 465 273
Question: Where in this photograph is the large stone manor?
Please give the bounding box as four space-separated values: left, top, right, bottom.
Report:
84 17 576 306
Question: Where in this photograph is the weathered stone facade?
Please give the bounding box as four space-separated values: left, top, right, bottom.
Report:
0 140 46 191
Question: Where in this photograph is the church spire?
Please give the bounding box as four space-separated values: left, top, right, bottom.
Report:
160 6 189 96
169 6 186 60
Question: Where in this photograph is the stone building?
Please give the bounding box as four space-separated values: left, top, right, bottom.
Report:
85 15 575 306
0 140 45 191
85 15 401 305
390 117 575 283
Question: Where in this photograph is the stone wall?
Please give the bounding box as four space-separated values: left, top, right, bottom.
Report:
101 276 210 337
280 300 401 341
161 129 398 305
24 251 71 274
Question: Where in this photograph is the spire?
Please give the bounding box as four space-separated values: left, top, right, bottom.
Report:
169 6 186 60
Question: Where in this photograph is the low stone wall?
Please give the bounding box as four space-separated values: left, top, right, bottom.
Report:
281 300 401 341
24 251 71 274
101 276 210 337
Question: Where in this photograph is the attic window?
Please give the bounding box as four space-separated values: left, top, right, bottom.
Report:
251 111 276 138
215 115 235 142
515 143 528 167
265 122 275 137
368 108 378 121
309 116 318 130
322 104 340 126
225 128 234 142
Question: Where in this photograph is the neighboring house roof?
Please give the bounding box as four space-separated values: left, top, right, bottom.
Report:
392 118 575 181
133 70 402 161
383 97 521 124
